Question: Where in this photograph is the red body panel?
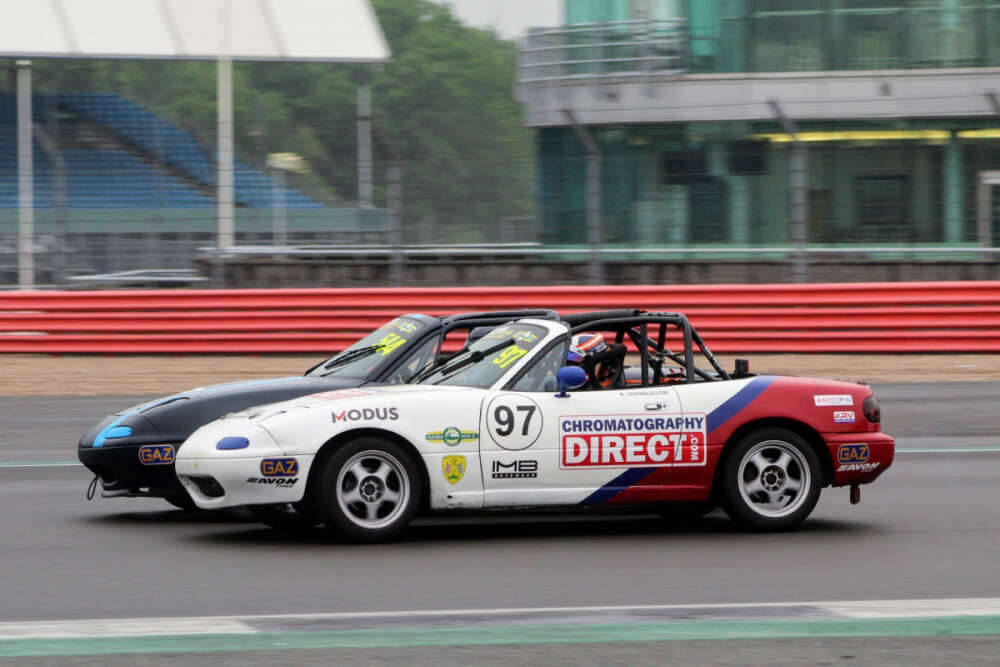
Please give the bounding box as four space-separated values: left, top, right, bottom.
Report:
605 375 894 504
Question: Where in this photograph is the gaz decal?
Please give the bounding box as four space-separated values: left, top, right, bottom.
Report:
559 414 707 468
486 395 543 450
837 444 869 464
138 444 175 465
442 455 467 485
260 458 299 477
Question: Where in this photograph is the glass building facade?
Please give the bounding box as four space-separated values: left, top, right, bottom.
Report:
523 1 1000 249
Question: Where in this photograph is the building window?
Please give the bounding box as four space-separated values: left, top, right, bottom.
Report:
855 175 911 240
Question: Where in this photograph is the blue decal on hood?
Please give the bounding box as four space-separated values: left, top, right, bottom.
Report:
217 437 250 450
103 426 133 439
93 395 181 448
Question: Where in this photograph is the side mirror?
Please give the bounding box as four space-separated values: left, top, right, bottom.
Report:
555 366 587 397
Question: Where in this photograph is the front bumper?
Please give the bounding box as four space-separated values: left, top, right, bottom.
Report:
78 443 181 498
176 454 315 510
824 432 895 486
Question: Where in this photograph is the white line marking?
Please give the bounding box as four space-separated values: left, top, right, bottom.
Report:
2 598 1000 639
0 618 254 640
0 462 82 468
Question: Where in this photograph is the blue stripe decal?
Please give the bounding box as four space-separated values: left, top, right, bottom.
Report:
92 396 176 448
579 375 778 505
580 467 657 505
706 375 777 434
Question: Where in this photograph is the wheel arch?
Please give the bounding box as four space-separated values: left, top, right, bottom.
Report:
304 427 431 513
710 417 833 502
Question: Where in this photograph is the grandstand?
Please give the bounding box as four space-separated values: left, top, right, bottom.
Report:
0 92 321 210
1 92 391 284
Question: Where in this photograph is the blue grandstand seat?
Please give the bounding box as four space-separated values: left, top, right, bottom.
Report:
0 93 323 209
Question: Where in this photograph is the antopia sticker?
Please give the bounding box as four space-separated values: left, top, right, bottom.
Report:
442 455 467 485
814 394 854 407
426 427 479 446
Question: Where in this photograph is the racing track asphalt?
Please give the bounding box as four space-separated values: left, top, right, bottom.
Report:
1 382 999 664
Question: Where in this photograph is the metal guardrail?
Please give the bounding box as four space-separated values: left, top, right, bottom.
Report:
198 244 1000 259
519 19 688 84
3 282 1000 353
68 269 208 285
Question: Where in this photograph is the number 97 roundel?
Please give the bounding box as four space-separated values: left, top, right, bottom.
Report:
486 394 542 451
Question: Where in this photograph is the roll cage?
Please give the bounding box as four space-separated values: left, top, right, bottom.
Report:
562 310 731 385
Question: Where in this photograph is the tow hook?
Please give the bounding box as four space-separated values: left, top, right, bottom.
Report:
850 484 861 505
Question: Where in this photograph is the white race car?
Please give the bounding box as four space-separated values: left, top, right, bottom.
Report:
175 311 894 541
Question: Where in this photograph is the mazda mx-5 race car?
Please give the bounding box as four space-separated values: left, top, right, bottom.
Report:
175 311 894 540
78 310 555 510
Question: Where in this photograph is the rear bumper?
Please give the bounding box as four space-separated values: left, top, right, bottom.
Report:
823 432 895 486
78 443 181 498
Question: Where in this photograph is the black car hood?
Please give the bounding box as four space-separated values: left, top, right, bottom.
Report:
79 375 370 448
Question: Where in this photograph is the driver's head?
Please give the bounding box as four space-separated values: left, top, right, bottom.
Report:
568 333 607 365
568 333 625 388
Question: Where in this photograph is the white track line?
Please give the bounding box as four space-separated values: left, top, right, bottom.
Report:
2 598 1000 640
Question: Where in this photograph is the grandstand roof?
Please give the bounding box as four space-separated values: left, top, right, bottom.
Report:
0 0 389 62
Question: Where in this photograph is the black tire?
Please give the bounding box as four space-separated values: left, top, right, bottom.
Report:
722 427 821 531
164 489 198 511
248 502 321 533
318 437 422 542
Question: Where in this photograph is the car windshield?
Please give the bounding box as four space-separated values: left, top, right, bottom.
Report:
306 316 428 379
415 323 548 388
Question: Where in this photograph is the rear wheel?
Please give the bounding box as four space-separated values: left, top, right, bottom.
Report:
318 438 422 542
722 427 821 531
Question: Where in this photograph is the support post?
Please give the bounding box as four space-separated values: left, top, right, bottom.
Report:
387 163 402 285
374 125 403 285
944 131 963 244
357 69 374 208
34 125 66 284
16 60 33 290
978 171 1000 258
217 55 234 254
769 100 808 283
272 168 287 247
562 108 603 285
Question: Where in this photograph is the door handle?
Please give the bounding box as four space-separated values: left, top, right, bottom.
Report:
644 402 667 411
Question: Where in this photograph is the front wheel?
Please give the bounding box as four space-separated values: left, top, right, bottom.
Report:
722 427 821 531
318 438 422 542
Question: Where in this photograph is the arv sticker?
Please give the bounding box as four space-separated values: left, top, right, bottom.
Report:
834 410 855 423
814 394 854 407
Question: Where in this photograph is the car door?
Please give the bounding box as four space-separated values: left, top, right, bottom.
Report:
479 342 696 508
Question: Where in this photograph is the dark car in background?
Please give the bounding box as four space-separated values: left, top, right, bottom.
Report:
78 310 556 510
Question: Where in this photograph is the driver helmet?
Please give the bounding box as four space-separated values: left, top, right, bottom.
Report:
567 333 607 364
